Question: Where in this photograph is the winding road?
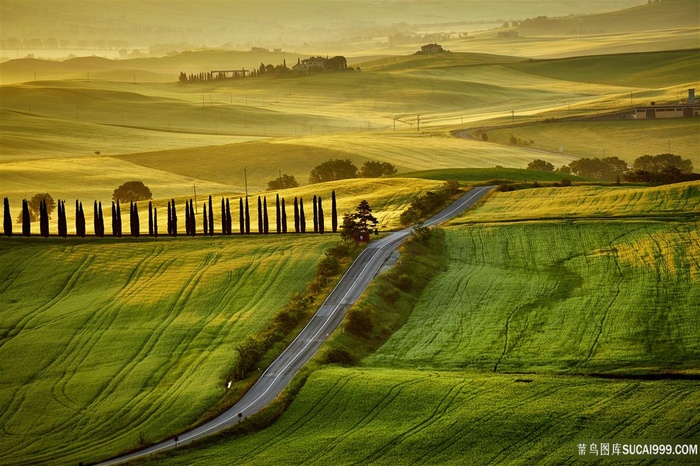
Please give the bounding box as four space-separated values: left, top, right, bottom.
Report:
98 185 494 465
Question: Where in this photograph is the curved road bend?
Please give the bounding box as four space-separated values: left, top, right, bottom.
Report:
98 185 494 466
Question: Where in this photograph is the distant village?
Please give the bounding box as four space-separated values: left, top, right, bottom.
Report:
178 52 351 83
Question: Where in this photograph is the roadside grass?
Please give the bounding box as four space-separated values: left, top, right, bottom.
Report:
449 181 700 223
0 235 336 465
150 367 700 465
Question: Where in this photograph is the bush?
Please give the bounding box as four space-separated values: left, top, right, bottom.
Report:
527 159 554 171
346 307 374 337
267 174 299 190
323 346 356 365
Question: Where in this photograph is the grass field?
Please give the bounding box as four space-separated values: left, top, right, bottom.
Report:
152 368 700 465
0 235 336 465
155 181 700 465
450 181 700 223
395 167 587 182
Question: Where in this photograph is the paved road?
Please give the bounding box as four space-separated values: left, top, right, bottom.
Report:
98 185 494 465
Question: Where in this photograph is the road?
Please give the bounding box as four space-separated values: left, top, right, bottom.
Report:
97 185 494 465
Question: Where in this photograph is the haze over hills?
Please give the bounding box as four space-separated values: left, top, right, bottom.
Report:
2 0 645 59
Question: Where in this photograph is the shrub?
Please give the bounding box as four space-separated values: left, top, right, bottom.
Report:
324 346 356 365
346 307 374 337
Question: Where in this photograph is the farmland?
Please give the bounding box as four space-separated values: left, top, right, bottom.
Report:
0 235 335 465
1 0 699 463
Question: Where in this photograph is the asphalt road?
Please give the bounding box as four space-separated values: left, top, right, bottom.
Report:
97 185 494 465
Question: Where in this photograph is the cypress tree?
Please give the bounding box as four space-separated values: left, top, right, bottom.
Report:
203 203 208 235
263 197 269 234
221 198 226 234
167 201 172 236
94 201 99 237
116 201 122 237
318 196 324 234
189 200 196 236
3 197 11 237
39 200 47 237
239 198 245 234
171 199 178 236
59 200 67 238
332 190 338 233
98 201 104 237
313 195 318 233
257 196 263 234
294 197 299 233
245 197 250 234
275 194 281 234
281 198 287 234
129 201 135 236
75 200 80 237
77 202 86 237
153 207 158 237
226 198 232 235
208 195 214 236
149 201 154 236
299 198 306 233
133 202 140 237
22 199 30 236
185 200 191 236
111 202 116 236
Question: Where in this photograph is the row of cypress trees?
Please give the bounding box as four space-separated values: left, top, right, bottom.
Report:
2 192 339 238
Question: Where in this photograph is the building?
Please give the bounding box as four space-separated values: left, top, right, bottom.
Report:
420 43 443 54
635 89 699 119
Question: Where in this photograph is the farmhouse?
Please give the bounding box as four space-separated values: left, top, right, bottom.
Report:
420 43 443 54
635 89 700 119
292 56 348 72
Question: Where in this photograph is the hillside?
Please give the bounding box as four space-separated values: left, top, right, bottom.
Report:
151 181 700 465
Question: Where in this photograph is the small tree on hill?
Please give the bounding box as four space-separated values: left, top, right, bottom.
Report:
527 159 554 172
29 193 55 222
113 181 152 202
309 159 358 183
360 161 397 178
341 200 378 241
267 174 299 190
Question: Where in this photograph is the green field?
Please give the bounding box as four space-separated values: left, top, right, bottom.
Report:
155 182 700 465
0 235 335 465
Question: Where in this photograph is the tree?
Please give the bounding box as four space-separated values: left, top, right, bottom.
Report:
208 195 214 236
185 201 191 236
239 198 245 234
276 194 281 234
633 154 693 174
527 159 555 171
340 200 378 241
299 198 306 233
318 196 324 234
58 200 67 238
39 200 49 237
257 196 263 234
148 202 154 236
245 197 250 234
313 195 318 233
203 203 208 235
131 202 140 237
97 201 104 237
360 161 397 178
21 199 30 236
294 197 300 233
281 198 287 233
29 193 55 222
568 157 628 181
309 159 358 183
116 201 122 237
267 174 299 190
76 201 86 237
94 201 100 237
171 199 178 236
331 190 338 233
4 197 12 237
153 207 158 237
112 181 152 202
263 197 269 234
222 198 227 235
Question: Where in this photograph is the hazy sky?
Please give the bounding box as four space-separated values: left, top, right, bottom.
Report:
1 1 644 49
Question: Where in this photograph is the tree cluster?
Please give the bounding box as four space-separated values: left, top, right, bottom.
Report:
308 159 397 184
340 200 378 241
556 153 696 183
